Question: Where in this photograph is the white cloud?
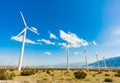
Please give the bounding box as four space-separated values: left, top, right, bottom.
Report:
74 52 79 55
59 30 88 48
11 35 36 44
44 52 52 55
93 41 97 46
49 31 57 39
58 43 66 47
37 39 55 45
50 33 57 39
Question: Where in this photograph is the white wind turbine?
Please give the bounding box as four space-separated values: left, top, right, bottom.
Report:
65 43 70 72
103 56 107 71
84 46 89 72
17 11 39 71
93 41 100 71
96 52 100 72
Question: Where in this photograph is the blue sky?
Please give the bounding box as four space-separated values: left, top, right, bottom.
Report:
0 0 120 66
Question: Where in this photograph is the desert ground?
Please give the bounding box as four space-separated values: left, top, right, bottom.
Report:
0 68 120 83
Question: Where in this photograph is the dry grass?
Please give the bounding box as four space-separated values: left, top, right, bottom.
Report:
0 68 120 83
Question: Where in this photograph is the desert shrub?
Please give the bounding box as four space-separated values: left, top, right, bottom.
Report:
114 70 120 77
0 70 16 80
105 70 108 72
21 70 35 76
117 70 120 73
64 72 68 75
97 71 102 74
46 70 54 76
92 73 98 77
105 74 110 76
46 70 50 74
92 74 96 77
35 70 38 73
42 70 45 72
74 71 87 79
115 73 120 77
9 69 14 71
104 78 112 82
112 70 115 72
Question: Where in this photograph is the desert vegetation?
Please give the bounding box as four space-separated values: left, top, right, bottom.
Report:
0 68 120 83
0 69 15 80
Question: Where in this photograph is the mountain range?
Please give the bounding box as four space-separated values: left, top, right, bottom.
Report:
88 56 120 68
46 56 120 68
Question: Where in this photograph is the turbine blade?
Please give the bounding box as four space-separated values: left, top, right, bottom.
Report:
16 28 26 37
27 28 39 35
20 11 28 28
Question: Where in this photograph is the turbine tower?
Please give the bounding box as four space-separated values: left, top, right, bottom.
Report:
103 56 107 71
17 11 39 71
66 43 70 72
96 52 100 72
84 47 89 72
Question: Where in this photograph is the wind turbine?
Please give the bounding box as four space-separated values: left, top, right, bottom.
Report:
17 11 39 71
84 47 89 72
66 43 70 72
92 41 100 71
96 52 100 72
103 56 107 71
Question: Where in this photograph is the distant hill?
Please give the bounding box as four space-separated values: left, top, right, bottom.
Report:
45 62 85 68
40 56 120 68
88 56 120 68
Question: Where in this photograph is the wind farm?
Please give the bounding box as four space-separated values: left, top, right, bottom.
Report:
1 0 120 83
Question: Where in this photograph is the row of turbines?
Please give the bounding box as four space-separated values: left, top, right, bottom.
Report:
66 44 107 72
15 11 107 72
